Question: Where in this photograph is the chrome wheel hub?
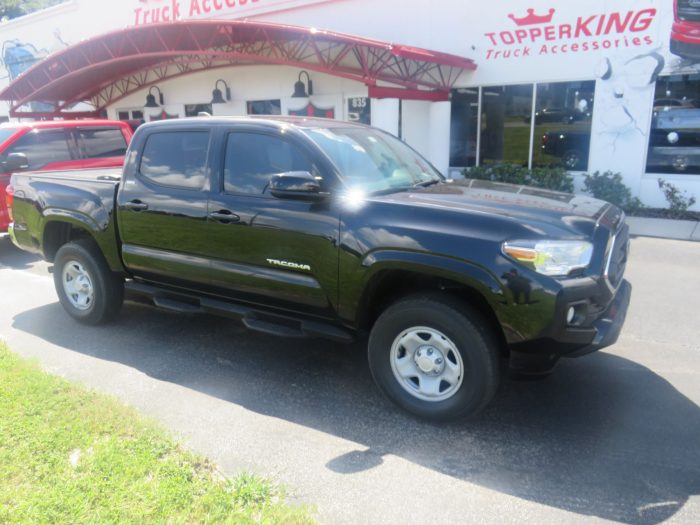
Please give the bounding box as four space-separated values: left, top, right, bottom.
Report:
414 346 445 375
390 326 464 402
62 260 94 311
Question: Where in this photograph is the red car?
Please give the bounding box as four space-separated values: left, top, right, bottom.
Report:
671 0 700 61
0 120 133 233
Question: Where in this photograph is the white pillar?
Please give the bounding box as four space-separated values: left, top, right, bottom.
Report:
370 98 399 136
401 100 431 158
428 100 451 176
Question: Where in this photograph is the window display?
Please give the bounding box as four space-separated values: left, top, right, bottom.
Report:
647 74 700 174
450 82 594 170
534 81 594 170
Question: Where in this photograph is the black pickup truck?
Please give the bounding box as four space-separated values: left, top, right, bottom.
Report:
8 117 631 420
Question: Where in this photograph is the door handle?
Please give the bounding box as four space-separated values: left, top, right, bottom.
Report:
123 200 148 211
208 210 240 223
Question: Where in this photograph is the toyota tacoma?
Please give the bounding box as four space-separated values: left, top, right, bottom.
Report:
7 117 631 420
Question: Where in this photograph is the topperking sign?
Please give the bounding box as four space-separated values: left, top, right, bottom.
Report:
132 0 334 25
483 6 658 61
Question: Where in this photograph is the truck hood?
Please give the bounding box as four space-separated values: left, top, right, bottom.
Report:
370 180 618 237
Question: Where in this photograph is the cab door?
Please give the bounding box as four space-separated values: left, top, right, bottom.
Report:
116 128 213 289
206 127 340 318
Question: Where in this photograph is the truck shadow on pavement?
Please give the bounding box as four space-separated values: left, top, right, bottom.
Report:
0 236 41 270
13 300 700 525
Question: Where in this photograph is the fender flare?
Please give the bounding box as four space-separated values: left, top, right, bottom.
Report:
352 249 508 328
40 210 124 272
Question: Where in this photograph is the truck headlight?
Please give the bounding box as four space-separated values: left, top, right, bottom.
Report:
503 240 593 277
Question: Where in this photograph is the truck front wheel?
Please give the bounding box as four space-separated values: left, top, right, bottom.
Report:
368 295 499 421
53 240 124 325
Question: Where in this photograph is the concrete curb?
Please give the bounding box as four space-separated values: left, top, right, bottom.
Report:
626 216 700 242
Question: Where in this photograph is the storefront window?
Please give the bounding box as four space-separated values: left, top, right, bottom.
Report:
533 81 594 171
117 109 144 121
449 81 594 171
185 103 212 117
480 85 533 166
247 99 281 115
647 74 700 175
449 89 478 167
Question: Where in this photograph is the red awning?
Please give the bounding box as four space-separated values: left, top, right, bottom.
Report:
0 20 477 118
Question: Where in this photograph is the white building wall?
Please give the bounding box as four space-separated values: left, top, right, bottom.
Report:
0 0 698 208
401 100 431 160
107 65 366 121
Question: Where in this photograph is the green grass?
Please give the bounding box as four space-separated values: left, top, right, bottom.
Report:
0 343 315 524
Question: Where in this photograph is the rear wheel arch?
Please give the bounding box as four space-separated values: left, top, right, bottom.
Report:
42 220 92 262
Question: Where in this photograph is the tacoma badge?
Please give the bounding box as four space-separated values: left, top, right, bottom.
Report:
266 258 311 271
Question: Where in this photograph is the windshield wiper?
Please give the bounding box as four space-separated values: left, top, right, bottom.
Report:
412 179 442 188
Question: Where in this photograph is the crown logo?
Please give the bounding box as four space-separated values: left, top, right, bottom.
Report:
508 8 555 26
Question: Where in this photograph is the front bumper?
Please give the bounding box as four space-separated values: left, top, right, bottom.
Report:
510 280 632 363
508 279 632 373
563 279 631 357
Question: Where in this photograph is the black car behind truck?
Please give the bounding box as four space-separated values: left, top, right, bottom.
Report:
7 117 632 420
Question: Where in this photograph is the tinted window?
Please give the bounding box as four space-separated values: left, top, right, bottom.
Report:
450 89 478 167
481 84 533 167
533 81 594 171
185 103 212 117
77 128 128 158
3 130 73 170
224 133 312 195
140 131 209 190
247 99 281 115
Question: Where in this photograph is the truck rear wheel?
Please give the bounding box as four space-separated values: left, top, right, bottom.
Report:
53 240 124 325
368 295 499 421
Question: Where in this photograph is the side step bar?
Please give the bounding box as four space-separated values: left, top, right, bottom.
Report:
125 281 354 343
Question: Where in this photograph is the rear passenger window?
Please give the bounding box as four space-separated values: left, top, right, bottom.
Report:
77 128 128 158
140 131 209 190
224 132 312 195
3 130 73 170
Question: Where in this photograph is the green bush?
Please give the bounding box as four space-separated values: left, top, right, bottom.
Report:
583 171 643 212
658 179 697 219
463 164 574 193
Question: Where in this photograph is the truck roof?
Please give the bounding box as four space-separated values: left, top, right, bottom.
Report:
136 115 369 132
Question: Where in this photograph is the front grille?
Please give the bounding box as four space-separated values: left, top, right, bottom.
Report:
605 223 629 291
678 0 700 22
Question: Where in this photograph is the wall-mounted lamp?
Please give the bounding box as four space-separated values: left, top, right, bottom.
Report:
145 86 164 108
211 79 231 104
292 70 313 98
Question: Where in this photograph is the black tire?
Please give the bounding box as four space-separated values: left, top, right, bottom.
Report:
368 294 499 421
53 239 124 325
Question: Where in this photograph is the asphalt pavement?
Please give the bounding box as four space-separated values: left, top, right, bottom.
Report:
1 234 699 524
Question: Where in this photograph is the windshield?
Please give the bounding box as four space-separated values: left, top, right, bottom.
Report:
0 128 19 146
305 127 442 193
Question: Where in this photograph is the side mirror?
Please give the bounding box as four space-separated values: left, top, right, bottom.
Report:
269 171 327 201
2 152 29 173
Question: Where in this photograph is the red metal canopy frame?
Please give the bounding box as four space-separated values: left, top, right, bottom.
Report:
0 20 476 119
